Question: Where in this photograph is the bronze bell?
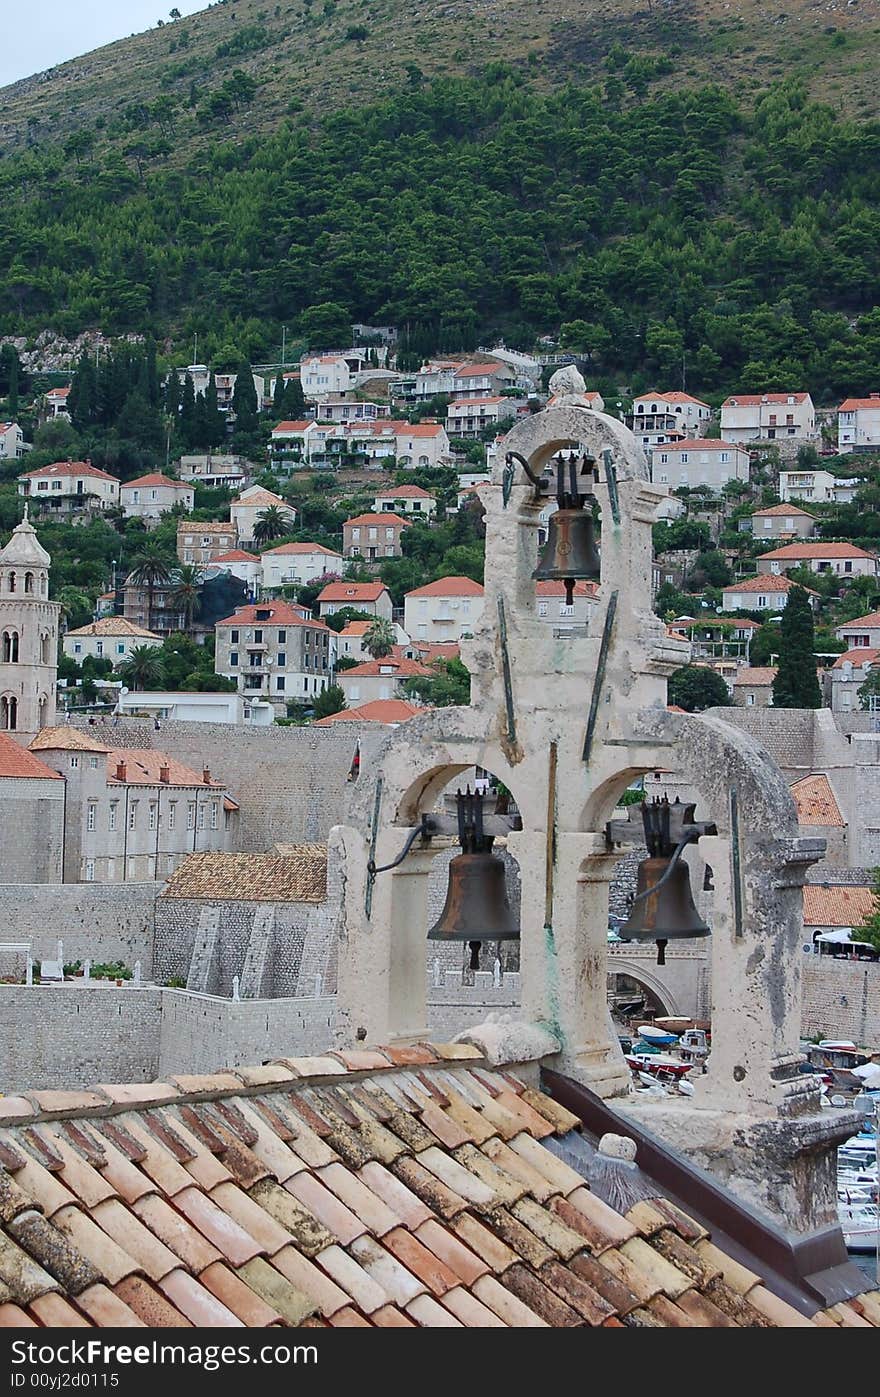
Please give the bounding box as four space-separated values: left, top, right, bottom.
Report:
427 789 519 970
532 450 600 605
619 798 710 965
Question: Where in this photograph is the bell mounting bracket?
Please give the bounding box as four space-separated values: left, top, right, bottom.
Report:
505 448 598 509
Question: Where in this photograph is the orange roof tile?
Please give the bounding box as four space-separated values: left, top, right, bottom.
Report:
19 461 118 483
216 603 328 631
313 700 426 725
650 439 743 452
535 581 599 598
210 550 260 564
832 648 880 669
837 611 880 631
30 727 111 754
838 397 880 411
722 575 819 596
751 504 817 519
790 775 845 827
453 364 505 377
722 393 810 406
262 542 340 557
318 582 389 603
124 474 191 490
0 733 63 780
405 576 485 599
732 667 777 686
163 849 327 902
344 513 410 529
272 420 316 433
803 885 877 927
758 542 877 560
65 618 160 639
374 484 434 498
106 750 226 790
339 621 373 637
339 658 433 679
636 391 710 407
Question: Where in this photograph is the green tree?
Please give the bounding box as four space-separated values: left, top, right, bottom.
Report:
127 542 172 632
362 617 396 659
312 684 347 719
168 564 204 634
856 869 880 953
403 658 470 707
771 585 822 708
667 665 730 712
117 644 165 690
252 505 289 548
857 667 880 711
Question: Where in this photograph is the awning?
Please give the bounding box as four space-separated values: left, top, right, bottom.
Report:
815 928 872 945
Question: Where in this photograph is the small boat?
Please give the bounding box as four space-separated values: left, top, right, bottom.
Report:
636 1024 679 1045
838 1199 880 1253
626 1052 693 1080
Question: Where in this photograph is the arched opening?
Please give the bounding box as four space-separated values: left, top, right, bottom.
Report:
40 632 52 666
7 572 15 593
1 695 18 730
24 572 34 596
2 631 18 664
607 968 678 1024
40 575 47 598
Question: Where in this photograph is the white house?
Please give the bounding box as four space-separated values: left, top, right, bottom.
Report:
650 439 750 489
392 421 451 468
835 610 880 650
720 393 816 443
755 542 878 579
261 542 342 590
829 648 880 713
205 549 262 591
18 461 120 516
317 581 393 621
336 656 435 707
633 391 711 438
120 473 194 521
0 423 29 461
215 601 334 713
269 419 450 470
837 395 880 454
534 580 599 630
779 469 860 505
44 386 71 419
404 576 485 643
336 619 410 662
309 398 389 423
446 397 517 440
373 483 437 517
63 617 162 665
113 689 273 725
300 355 355 399
230 487 295 545
721 574 819 612
177 455 249 489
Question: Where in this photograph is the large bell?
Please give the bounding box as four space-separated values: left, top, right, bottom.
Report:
428 849 519 971
532 507 601 605
620 855 710 966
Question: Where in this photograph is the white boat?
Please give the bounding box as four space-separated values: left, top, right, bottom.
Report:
636 1024 679 1045
838 1199 880 1253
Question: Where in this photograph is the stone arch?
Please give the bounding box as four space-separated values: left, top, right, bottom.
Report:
1 695 18 731
7 571 16 593
24 572 34 596
2 630 19 664
608 962 679 1017
40 631 52 666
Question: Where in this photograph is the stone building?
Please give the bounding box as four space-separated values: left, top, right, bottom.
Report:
214 600 334 713
317 580 393 621
29 725 238 883
0 731 64 881
342 511 410 562
0 510 59 733
403 576 485 642
731 666 777 707
62 616 162 666
177 520 238 565
745 503 817 541
120 472 194 521
230 487 294 546
17 460 119 517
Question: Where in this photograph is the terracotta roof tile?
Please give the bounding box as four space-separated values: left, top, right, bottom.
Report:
803 884 877 928
790 774 845 827
198 1261 283 1326
163 849 327 903
114 1274 192 1326
0 734 64 781
73 1282 146 1327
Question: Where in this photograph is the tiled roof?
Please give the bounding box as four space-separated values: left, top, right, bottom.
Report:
0 1046 873 1329
318 583 388 603
790 775 845 827
314 700 426 725
832 647 880 670
409 642 461 662
837 611 880 631
651 439 740 451
106 750 226 790
448 397 507 408
388 422 446 438
751 504 816 519
211 550 260 564
547 392 603 406
216 603 328 631
65 618 161 639
272 420 316 433
339 621 373 637
177 521 234 535
124 474 191 490
162 849 327 903
0 733 63 781
30 727 111 754
838 397 880 411
722 393 810 406
637 391 710 407
344 513 410 529
722 575 818 595
19 460 118 483
732 667 777 686
232 489 289 508
758 542 877 560
453 363 504 377
405 576 485 599
340 658 433 679
263 543 340 557
374 484 434 498
803 885 878 928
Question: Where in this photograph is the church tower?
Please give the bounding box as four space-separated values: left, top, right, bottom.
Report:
0 508 59 734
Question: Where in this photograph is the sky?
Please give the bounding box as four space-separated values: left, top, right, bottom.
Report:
0 1 208 88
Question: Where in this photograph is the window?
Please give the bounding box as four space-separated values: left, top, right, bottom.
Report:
149 803 157 831
231 629 239 643
746 694 755 706
85 860 95 882
757 596 767 608
277 652 286 666
276 675 285 691
87 804 97 832
278 630 286 643
116 643 125 656
69 756 79 770
229 652 238 666
210 802 218 830
187 802 195 830
129 802 138 830
96 642 104 657
385 527 394 541
538 601 548 616
385 546 395 556
109 804 117 831
168 802 176 830
197 804 205 830
73 642 82 655
254 629 263 643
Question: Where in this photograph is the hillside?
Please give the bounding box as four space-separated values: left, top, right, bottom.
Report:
2 0 880 157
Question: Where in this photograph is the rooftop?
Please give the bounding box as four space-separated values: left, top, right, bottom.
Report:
314 700 426 725
19 460 118 483
838 397 880 411
732 667 778 686
262 543 340 557
65 618 161 640
30 727 111 754
758 542 877 560
832 647 880 670
216 603 328 631
722 575 819 596
374 484 434 499
722 393 810 407
210 550 261 564
838 611 880 631
636 391 710 407
651 439 742 452
162 848 328 903
0 1045 872 1329
232 489 289 508
406 577 485 600
318 582 389 604
751 504 817 519
124 474 191 490
106 750 226 790
340 658 433 680
789 775 845 827
0 732 63 781
344 513 410 529
803 884 878 928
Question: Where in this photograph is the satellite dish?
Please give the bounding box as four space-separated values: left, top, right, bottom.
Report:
120 686 129 695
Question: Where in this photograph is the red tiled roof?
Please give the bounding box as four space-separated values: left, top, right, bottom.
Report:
790 775 845 827
0 733 62 781
405 576 485 599
272 420 316 433
216 602 328 630
374 484 434 498
46 385 70 397
124 474 191 490
30 727 111 754
732 667 777 686
263 542 339 557
803 885 877 927
409 641 461 662
232 488 289 508
722 575 818 595
448 397 507 408
832 648 880 669
758 542 877 560
453 363 504 377
19 460 118 482
106 749 226 790
339 657 433 679
837 611 880 631
389 422 445 438
211 550 260 564
65 618 160 639
318 582 389 603
338 621 374 637
838 397 880 411
535 581 599 598
751 504 817 519
651 439 742 452
344 513 410 529
637 391 710 407
722 393 810 406
314 699 426 725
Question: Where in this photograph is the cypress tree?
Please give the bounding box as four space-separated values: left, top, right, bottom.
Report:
282 375 305 419
164 369 182 418
204 372 226 446
68 352 98 430
771 585 822 708
179 372 197 449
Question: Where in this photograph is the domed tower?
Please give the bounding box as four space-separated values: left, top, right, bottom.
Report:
0 507 59 734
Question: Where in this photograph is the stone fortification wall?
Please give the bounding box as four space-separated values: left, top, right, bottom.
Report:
801 954 880 1048
0 985 162 1091
0 882 158 973
0 780 64 882
156 992 336 1075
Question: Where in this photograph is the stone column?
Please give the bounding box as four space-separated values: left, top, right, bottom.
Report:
386 845 437 1044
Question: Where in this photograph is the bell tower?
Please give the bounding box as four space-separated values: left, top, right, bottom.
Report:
0 507 59 735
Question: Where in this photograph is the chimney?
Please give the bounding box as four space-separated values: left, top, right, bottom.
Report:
159 763 170 784
115 760 127 782
203 767 211 785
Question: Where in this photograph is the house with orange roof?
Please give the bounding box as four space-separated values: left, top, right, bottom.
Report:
372 482 437 517
260 541 342 591
0 730 65 882
404 576 484 642
789 774 850 866
633 390 711 441
62 616 162 665
837 393 880 453
828 647 880 714
343 511 410 562
300 353 357 398
317 581 393 622
176 520 238 565
205 548 263 590
720 392 816 444
337 618 410 662
313 698 426 726
778 468 860 505
215 601 334 713
834 610 880 650
732 666 778 708
336 655 435 707
230 486 295 546
44 384 71 418
17 460 120 516
535 579 599 630
804 883 879 955
756 541 878 580
721 573 820 612
744 503 817 541
29 726 238 882
120 472 194 521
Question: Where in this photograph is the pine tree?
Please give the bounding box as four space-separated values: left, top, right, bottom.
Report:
771 585 822 709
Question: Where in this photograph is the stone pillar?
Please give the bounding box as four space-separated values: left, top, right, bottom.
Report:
387 845 436 1043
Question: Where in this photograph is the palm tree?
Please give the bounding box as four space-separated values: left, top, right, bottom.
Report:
168 564 204 635
363 617 396 659
118 644 165 691
127 542 171 632
252 506 290 548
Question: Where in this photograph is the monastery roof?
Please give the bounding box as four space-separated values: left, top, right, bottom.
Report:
19 460 117 483
65 618 161 640
318 582 389 603
216 603 328 631
732 667 777 686
789 775 845 827
405 576 485 599
30 727 111 754
0 1045 873 1328
837 611 880 631
313 700 426 725
344 513 410 529
758 542 877 560
374 484 434 498
803 884 878 928
124 474 191 490
751 504 817 519
722 575 818 595
162 848 327 903
832 647 880 669
106 750 226 790
0 733 63 781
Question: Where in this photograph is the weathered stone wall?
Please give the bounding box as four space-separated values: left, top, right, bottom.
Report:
0 985 162 1091
0 882 158 973
156 992 336 1075
801 953 880 1047
0 782 65 883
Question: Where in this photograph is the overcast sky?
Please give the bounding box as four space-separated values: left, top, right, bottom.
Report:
1 2 208 88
